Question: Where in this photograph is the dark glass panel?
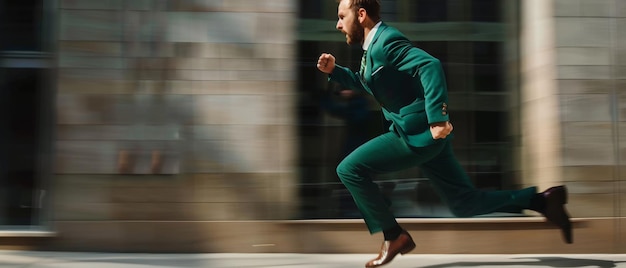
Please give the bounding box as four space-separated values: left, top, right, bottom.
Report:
0 0 44 51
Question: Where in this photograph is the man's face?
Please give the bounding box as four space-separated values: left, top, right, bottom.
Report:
336 0 364 45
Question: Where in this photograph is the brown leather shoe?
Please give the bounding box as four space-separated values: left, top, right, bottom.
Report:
365 230 416 268
542 186 573 244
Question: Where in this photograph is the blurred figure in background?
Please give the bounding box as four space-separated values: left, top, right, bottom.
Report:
320 87 371 159
320 86 372 217
316 0 572 267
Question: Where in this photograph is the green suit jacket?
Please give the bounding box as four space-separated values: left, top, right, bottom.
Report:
330 22 450 148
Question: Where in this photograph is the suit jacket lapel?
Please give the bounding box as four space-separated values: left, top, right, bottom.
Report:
365 22 388 79
359 23 390 95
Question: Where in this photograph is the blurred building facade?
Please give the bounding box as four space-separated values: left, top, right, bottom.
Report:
0 0 624 253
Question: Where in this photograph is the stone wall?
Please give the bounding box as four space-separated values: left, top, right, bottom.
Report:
53 0 298 227
553 0 625 218
520 0 626 218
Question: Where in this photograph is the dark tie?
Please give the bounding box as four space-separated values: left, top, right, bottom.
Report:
360 50 367 75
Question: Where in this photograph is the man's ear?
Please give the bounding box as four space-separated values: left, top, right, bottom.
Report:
358 7 367 23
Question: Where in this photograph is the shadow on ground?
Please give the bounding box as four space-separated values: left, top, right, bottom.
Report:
419 257 626 268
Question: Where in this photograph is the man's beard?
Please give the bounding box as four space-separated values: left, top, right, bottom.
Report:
346 22 365 45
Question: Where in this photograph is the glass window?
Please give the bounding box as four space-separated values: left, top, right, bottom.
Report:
474 42 504 92
295 1 516 219
0 0 45 51
474 111 506 143
415 0 448 22
298 1 323 19
0 0 52 227
472 0 500 22
380 0 398 21
0 68 46 225
474 65 504 92
473 42 501 65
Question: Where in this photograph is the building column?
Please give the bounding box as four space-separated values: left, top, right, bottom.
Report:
519 0 562 190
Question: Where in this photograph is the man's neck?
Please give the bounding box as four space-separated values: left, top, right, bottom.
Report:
361 20 381 50
363 20 379 43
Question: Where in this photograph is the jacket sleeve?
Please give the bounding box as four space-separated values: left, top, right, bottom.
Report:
381 33 449 124
328 64 367 93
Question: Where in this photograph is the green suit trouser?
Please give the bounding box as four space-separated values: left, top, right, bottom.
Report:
336 131 537 234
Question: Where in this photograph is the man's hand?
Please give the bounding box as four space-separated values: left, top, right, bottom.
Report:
317 53 336 74
430 121 453 139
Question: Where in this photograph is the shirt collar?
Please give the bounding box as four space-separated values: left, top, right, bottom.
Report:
362 21 382 51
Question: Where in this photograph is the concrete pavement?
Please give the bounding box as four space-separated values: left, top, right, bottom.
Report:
1 251 626 268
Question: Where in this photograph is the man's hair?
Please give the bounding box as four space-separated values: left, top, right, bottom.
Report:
339 0 381 21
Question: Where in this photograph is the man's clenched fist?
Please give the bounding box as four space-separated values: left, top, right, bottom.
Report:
317 53 336 74
430 121 453 139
